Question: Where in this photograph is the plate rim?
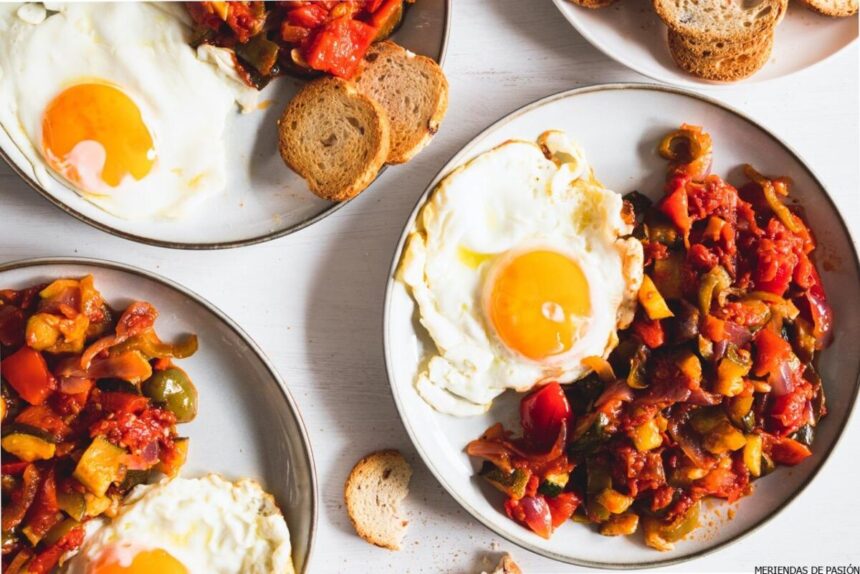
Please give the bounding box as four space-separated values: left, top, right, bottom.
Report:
550 0 859 90
381 82 860 569
0 256 320 573
0 1 451 250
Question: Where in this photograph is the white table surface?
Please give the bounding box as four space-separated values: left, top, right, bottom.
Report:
1 1 858 572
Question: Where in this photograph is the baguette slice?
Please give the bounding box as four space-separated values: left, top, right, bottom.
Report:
799 0 857 16
355 41 448 164
344 450 412 551
668 29 773 82
278 77 390 202
653 0 787 42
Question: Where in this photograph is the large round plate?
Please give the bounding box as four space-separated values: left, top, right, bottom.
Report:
0 1 449 249
0 257 317 572
383 84 860 568
552 0 858 88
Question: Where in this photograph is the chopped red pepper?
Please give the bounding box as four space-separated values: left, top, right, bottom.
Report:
753 328 794 378
287 3 330 28
633 314 665 349
768 436 812 466
2 346 56 405
520 382 571 451
546 492 580 528
303 16 377 78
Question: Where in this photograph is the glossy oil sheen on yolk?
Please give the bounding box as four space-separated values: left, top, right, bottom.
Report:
92 548 188 574
487 250 591 360
42 83 155 189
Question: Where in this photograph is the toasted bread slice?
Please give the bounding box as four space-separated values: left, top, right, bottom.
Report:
278 77 390 202
567 0 617 7
344 450 412 551
799 0 857 16
653 0 787 42
355 41 448 164
668 28 773 82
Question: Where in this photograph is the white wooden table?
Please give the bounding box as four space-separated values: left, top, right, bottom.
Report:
1 1 858 572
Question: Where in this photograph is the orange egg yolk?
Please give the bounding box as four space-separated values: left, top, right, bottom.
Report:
485 249 591 360
91 548 188 574
41 83 155 191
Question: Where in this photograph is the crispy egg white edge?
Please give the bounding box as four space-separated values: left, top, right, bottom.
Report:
63 474 295 574
0 3 258 220
399 132 644 416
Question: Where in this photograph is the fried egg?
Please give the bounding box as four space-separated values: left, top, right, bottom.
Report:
0 3 254 219
399 131 643 416
65 475 294 574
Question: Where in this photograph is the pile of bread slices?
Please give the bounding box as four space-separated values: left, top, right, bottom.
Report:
572 0 857 82
278 41 448 202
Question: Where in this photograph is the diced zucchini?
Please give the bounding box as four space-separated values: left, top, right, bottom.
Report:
638 275 674 320
569 412 610 455
585 458 612 523
690 407 724 435
744 434 763 477
480 465 530 499
1 433 55 462
596 488 634 514
715 347 751 397
42 518 81 546
57 490 87 521
727 395 754 428
792 424 815 447
538 472 570 498
84 493 113 518
652 252 684 300
74 436 126 496
599 512 639 536
630 418 662 452
643 501 700 551
703 420 747 454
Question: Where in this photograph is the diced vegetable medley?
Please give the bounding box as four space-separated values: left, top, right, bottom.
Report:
467 125 833 550
187 0 413 88
1 276 198 572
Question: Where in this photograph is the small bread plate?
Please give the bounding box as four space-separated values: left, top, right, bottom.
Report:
383 84 860 567
552 0 858 88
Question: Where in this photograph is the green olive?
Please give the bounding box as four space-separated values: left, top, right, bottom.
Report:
142 368 198 423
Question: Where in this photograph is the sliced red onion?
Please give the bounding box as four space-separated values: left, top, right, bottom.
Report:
519 496 553 539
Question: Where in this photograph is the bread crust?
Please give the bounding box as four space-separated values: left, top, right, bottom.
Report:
277 77 390 202
652 0 787 43
668 28 774 82
355 41 448 165
798 0 858 16
344 449 412 551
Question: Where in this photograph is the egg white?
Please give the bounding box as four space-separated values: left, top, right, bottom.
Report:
64 474 294 574
399 131 643 416
0 3 255 219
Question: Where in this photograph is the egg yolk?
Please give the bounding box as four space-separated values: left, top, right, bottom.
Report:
91 548 188 574
41 83 155 192
485 249 591 360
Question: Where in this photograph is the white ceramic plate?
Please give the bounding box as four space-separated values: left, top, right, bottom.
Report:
552 0 858 88
0 1 449 249
0 258 317 572
383 84 860 568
